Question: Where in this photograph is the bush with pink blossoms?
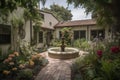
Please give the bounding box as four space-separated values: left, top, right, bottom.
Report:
72 41 120 80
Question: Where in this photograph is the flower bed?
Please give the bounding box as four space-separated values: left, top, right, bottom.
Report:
71 42 120 80
0 52 48 80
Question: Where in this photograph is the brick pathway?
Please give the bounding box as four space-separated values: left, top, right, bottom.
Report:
35 52 76 80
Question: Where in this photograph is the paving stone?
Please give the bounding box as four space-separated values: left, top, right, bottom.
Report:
35 52 75 80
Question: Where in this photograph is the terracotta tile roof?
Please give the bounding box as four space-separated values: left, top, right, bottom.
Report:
55 19 96 28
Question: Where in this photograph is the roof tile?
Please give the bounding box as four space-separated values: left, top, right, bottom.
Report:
55 19 96 28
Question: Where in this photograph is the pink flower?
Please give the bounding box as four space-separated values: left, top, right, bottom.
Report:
9 62 14 65
8 57 12 61
19 64 25 69
3 59 10 63
97 50 103 57
9 54 15 58
111 46 120 53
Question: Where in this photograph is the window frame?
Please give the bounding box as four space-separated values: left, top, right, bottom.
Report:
0 25 11 44
73 30 86 40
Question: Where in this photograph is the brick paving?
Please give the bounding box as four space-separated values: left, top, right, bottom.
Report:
35 52 76 80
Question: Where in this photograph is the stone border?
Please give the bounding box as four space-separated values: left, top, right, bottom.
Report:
48 47 79 59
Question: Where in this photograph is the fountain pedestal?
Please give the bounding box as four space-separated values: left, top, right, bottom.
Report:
61 37 65 52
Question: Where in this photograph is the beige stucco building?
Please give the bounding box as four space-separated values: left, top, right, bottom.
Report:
55 19 110 41
0 9 111 54
0 10 59 53
34 10 59 48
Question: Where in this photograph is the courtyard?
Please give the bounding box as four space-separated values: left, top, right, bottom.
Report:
0 0 120 80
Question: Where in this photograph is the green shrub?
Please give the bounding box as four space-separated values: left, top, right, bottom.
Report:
73 39 90 51
33 65 41 75
17 69 33 80
72 41 120 80
50 39 61 47
20 40 35 57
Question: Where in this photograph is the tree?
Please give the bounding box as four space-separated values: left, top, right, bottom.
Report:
43 4 73 21
0 0 44 23
61 27 73 45
67 0 120 44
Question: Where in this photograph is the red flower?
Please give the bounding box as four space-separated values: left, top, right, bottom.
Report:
97 50 103 57
111 46 120 53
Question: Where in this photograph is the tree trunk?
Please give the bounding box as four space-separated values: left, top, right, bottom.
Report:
11 26 20 52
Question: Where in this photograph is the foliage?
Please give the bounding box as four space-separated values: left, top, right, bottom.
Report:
27 53 48 76
0 50 48 80
0 52 22 79
0 0 42 23
72 41 120 80
60 27 73 46
20 40 35 57
73 39 90 51
43 4 73 21
67 0 120 44
0 0 40 12
17 69 33 80
50 39 61 47
33 21 42 32
30 53 48 74
67 0 119 26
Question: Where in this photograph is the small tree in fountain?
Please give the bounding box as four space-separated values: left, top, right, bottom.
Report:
60 27 73 46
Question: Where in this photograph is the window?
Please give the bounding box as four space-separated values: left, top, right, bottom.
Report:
39 31 43 43
91 29 105 40
49 22 52 26
0 25 11 44
59 31 62 39
74 30 79 40
80 30 86 38
0 34 11 44
74 30 86 40
48 31 53 40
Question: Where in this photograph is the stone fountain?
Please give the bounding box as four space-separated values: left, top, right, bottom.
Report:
48 36 79 59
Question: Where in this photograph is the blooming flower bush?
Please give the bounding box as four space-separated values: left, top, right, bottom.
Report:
0 51 48 80
72 41 120 80
20 40 34 56
0 52 21 79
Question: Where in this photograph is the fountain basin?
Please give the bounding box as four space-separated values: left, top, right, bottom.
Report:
48 47 79 59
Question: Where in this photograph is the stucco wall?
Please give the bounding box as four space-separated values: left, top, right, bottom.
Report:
55 25 109 41
0 44 10 54
40 12 59 28
36 12 59 48
23 21 31 42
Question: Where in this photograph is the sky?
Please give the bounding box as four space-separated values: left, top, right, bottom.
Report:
40 0 91 21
